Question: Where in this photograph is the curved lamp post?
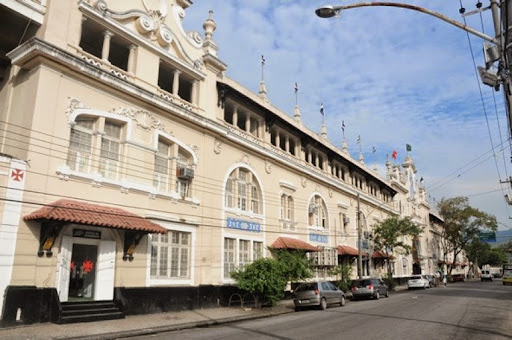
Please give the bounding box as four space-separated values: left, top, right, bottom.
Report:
315 2 498 44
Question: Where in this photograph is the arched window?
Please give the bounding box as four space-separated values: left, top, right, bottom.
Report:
225 167 262 214
308 195 328 229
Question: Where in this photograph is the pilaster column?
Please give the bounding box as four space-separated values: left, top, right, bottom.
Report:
245 114 251 133
172 70 181 97
275 130 280 148
127 44 137 75
191 80 199 105
232 106 238 127
101 30 114 62
285 135 290 153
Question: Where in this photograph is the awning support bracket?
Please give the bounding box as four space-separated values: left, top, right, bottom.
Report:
123 230 145 261
38 221 64 257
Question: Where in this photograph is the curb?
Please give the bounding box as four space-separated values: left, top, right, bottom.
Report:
62 307 295 340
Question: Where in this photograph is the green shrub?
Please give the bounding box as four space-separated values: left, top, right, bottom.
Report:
231 258 287 306
330 264 353 292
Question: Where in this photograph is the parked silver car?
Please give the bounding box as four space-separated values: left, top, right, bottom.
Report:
293 281 346 311
351 278 389 300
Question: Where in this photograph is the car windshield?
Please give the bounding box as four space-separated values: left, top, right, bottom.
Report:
295 283 318 292
352 280 372 287
411 275 422 280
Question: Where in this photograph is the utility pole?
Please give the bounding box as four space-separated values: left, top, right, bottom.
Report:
357 193 362 279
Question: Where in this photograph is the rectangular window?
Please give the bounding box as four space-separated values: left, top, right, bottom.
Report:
253 241 263 260
239 240 250 270
224 238 236 278
99 121 122 180
67 120 93 172
150 231 190 279
154 140 170 191
176 178 190 197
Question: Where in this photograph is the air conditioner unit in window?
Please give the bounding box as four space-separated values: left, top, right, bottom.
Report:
177 167 194 179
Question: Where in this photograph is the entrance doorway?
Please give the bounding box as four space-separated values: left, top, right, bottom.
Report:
68 244 98 301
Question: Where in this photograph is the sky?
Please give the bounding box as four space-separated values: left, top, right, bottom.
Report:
182 1 512 233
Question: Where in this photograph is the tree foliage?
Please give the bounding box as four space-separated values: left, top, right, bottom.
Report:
373 215 423 273
330 263 353 292
271 249 313 282
231 258 287 307
231 250 313 306
499 239 512 254
437 197 497 275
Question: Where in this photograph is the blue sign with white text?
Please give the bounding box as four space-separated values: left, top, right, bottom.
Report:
310 234 328 243
227 218 261 233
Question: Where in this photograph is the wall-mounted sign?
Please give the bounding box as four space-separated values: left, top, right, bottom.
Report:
309 234 328 243
73 229 101 239
227 218 260 233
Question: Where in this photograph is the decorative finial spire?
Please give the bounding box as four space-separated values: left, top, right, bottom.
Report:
203 10 216 42
259 55 267 99
293 82 301 122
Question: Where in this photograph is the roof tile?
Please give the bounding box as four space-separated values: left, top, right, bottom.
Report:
24 199 166 234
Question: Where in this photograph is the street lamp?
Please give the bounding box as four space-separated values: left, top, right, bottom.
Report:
315 2 497 44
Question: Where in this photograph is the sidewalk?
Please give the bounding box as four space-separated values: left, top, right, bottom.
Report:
0 285 412 340
0 300 296 340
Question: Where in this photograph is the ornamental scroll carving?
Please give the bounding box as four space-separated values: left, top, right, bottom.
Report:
214 138 222 154
110 107 168 132
66 98 169 132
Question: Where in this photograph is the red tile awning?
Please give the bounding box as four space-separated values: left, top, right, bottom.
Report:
337 245 359 256
24 199 166 234
270 237 319 252
372 250 389 259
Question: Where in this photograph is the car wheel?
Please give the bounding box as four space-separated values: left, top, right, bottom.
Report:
374 291 380 300
320 298 327 310
295 306 302 312
385 289 389 298
340 296 346 307
352 295 358 301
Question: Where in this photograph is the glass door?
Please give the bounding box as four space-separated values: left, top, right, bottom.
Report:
68 243 98 301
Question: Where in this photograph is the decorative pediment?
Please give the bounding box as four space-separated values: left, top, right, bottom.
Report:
79 0 203 69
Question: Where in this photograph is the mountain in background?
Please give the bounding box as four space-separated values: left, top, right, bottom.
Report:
495 229 512 246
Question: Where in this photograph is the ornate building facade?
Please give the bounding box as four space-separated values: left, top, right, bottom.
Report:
0 0 462 326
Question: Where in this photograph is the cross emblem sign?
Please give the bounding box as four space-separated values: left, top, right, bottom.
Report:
11 169 24 182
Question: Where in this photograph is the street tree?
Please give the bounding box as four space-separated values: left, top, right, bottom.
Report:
465 237 490 273
481 247 508 267
499 239 512 254
373 215 423 276
437 196 497 276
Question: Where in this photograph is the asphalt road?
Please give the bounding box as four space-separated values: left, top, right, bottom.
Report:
124 280 512 340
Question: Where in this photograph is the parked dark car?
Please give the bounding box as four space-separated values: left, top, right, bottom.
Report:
351 278 389 300
293 281 345 311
